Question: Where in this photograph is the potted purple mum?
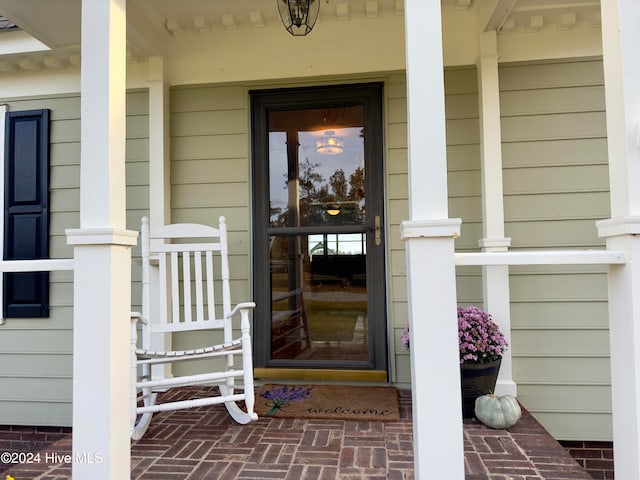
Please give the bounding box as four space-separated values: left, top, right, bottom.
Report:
401 305 508 418
458 305 507 365
458 306 508 417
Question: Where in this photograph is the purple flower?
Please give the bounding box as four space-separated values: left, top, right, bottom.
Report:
260 385 313 416
399 305 508 365
458 306 507 365
400 323 410 350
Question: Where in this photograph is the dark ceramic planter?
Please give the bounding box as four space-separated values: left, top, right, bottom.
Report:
460 358 501 418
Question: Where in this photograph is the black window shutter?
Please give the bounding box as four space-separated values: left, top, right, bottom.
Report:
4 109 50 318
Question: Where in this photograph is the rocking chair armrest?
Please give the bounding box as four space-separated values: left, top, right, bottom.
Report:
131 311 149 325
226 302 256 319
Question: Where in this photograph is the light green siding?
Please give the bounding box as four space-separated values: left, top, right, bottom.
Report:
391 67 484 384
389 60 612 441
501 59 611 441
443 67 484 317
0 91 149 426
385 74 411 384
169 85 250 226
169 85 252 371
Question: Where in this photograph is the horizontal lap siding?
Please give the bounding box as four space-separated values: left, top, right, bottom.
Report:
386 75 410 383
169 85 252 376
501 59 611 441
445 68 483 312
394 61 614 440
170 85 250 224
391 68 483 384
126 91 151 318
0 92 149 426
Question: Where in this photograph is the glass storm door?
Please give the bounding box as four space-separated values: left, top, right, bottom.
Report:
251 84 387 376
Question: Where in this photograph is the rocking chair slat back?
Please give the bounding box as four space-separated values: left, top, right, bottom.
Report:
144 217 231 335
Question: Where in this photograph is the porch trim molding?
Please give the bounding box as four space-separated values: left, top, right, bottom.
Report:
147 55 171 234
596 216 640 237
145 55 174 382
66 228 138 246
476 29 516 397
599 1 640 478
478 238 512 251
400 219 461 239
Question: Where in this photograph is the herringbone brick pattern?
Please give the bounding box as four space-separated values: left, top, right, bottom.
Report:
0 387 593 479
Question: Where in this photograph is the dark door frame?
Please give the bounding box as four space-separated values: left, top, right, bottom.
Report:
250 82 387 374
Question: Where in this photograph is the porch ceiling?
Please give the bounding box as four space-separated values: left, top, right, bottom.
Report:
479 0 601 33
0 0 602 73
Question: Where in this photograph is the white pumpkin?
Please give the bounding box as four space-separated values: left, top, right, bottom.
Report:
474 394 522 429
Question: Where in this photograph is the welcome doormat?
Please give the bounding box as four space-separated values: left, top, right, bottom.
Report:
254 384 400 421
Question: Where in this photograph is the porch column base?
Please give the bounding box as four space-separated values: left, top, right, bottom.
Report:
597 217 640 479
67 228 138 479
402 218 464 480
479 238 517 397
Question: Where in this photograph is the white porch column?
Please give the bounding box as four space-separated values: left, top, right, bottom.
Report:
476 31 516 397
402 0 464 478
147 56 172 379
66 1 137 478
148 56 171 231
597 1 640 478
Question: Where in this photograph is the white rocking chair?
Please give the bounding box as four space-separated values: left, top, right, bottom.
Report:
130 216 257 440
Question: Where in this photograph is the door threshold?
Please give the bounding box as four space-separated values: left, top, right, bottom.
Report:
254 368 387 382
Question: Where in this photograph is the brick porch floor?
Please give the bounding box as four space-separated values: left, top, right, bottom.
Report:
0 388 594 479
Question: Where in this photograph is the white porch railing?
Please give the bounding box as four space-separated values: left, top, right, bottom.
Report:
0 258 75 325
455 249 626 266
454 247 626 400
0 259 75 272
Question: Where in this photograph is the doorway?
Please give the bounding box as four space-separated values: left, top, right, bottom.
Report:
251 83 387 379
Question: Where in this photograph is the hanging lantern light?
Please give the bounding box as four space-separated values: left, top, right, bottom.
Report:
277 0 320 36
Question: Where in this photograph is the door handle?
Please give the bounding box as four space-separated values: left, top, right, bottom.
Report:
375 215 382 246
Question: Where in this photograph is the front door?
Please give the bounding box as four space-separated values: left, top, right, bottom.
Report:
251 83 387 379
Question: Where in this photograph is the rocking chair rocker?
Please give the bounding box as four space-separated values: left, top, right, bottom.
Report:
130 216 257 440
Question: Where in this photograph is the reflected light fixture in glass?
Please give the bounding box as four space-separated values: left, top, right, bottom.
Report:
277 0 320 36
316 131 344 155
326 203 341 216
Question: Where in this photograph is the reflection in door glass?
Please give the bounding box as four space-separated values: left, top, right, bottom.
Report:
309 233 366 256
270 234 368 362
268 107 365 229
267 105 370 366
